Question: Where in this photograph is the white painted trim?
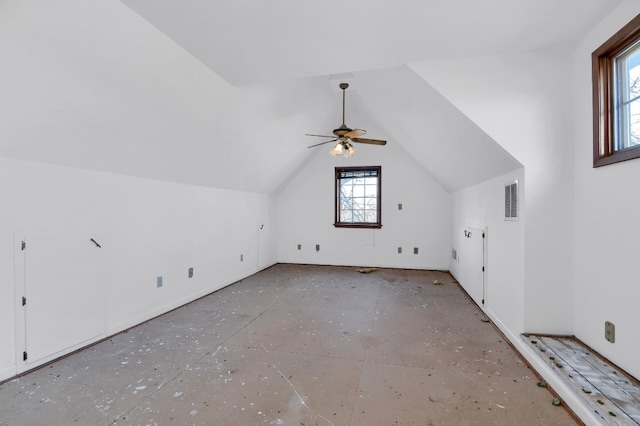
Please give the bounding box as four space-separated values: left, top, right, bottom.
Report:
278 261 450 271
0 365 17 382
17 334 108 375
108 266 276 336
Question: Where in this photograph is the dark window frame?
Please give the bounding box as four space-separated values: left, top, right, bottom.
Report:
593 13 640 167
334 166 382 229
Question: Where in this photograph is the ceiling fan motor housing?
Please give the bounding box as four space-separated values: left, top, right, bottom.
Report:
333 124 352 137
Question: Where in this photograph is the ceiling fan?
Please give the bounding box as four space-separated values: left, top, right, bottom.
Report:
306 83 387 157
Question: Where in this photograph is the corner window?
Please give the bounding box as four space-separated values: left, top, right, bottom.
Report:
593 14 640 167
335 166 381 228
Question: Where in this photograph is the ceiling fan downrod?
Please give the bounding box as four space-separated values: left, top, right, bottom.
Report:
340 82 348 126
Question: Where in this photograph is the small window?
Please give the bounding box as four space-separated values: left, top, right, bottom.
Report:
335 166 381 228
593 14 640 167
505 180 518 221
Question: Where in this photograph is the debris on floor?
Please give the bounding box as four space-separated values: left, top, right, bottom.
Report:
480 318 490 323
0 264 577 426
357 267 378 274
524 334 640 423
433 279 442 285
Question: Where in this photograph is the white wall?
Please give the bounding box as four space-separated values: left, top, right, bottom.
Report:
573 0 640 380
276 138 451 270
416 1 640 385
450 168 525 334
0 157 276 381
411 47 575 335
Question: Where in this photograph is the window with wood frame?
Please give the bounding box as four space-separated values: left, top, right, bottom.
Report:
593 13 640 167
334 166 381 228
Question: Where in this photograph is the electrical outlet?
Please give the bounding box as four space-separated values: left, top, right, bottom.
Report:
188 267 194 278
156 276 163 288
297 244 301 250
605 321 615 343
240 254 243 262
414 247 419 254
398 247 402 254
398 203 403 210
316 244 320 252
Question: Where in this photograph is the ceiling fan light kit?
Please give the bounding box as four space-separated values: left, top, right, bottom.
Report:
330 140 356 157
306 83 386 157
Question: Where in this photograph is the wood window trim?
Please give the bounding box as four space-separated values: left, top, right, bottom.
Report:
334 166 382 229
592 13 640 167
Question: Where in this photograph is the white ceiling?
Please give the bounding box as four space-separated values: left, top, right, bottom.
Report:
0 1 621 193
121 0 619 86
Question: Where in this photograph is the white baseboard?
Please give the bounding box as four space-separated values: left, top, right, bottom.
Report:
485 308 605 426
0 365 17 383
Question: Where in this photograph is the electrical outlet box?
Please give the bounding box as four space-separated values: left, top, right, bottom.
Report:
605 321 615 343
297 244 301 250
240 254 243 262
397 247 402 254
316 244 320 252
398 203 403 210
414 247 419 254
156 276 163 288
188 267 193 278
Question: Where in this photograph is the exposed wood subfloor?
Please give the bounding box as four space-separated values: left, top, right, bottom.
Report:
524 335 640 425
1 264 576 425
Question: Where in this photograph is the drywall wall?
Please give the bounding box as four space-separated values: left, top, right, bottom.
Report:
0 157 276 381
573 0 640 380
276 135 451 270
449 168 526 335
411 47 575 335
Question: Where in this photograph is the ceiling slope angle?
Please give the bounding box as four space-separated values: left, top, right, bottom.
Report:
351 67 522 193
120 0 621 85
0 1 334 194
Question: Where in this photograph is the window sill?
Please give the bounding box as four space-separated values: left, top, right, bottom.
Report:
594 145 640 167
334 223 382 229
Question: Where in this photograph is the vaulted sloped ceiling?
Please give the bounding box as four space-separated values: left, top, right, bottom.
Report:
120 0 619 87
0 0 620 193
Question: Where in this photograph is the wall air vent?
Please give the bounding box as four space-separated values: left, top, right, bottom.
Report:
505 180 518 221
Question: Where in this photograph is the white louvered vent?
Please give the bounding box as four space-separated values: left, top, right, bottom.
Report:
505 180 518 221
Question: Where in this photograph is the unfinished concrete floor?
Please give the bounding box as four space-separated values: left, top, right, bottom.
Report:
0 264 576 425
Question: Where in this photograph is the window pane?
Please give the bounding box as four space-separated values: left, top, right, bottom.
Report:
615 41 640 151
364 210 377 222
352 185 365 197
365 198 377 210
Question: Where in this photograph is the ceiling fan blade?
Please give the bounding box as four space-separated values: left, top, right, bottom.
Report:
351 137 387 146
306 133 335 138
344 129 366 139
308 138 338 148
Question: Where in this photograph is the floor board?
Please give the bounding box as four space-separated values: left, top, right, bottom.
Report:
524 335 640 425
